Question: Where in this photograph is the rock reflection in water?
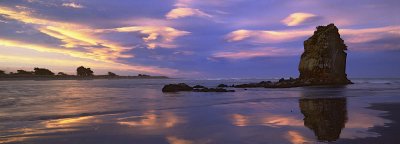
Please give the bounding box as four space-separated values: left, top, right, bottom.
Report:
300 98 348 142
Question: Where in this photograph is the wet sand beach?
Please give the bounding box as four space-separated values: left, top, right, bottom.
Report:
1 78 399 144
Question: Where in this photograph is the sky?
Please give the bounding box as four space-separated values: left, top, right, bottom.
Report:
0 0 399 78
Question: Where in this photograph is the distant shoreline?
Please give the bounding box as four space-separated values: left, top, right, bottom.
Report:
0 75 169 81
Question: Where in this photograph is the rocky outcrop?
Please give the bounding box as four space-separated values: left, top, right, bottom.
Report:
162 83 235 93
233 24 352 88
234 78 304 88
234 81 272 88
298 23 352 85
193 85 207 89
193 88 235 92
162 83 193 92
162 24 352 92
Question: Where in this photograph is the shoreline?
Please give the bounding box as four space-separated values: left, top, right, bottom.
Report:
0 75 169 81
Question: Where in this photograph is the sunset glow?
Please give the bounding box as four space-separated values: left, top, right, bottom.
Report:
1 0 399 77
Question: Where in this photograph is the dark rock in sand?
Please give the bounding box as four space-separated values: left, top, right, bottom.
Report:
298 23 352 85
234 81 272 88
193 85 207 89
217 84 228 87
193 88 235 92
162 83 193 92
162 83 234 92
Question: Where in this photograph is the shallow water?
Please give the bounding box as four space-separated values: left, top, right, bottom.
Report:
0 78 400 144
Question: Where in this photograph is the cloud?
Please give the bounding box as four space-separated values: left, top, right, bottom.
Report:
97 26 190 49
226 29 311 43
0 7 131 60
62 2 84 9
281 12 319 26
0 5 189 54
212 47 300 59
0 6 184 75
341 25 400 44
0 19 8 23
226 25 400 51
173 0 239 7
0 38 101 61
166 0 217 20
340 26 400 51
0 39 179 75
174 0 193 7
166 7 212 19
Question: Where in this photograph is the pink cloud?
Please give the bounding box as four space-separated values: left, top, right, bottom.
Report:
166 8 212 19
341 26 400 43
62 2 84 8
212 47 301 59
281 12 318 26
226 29 312 43
226 25 400 51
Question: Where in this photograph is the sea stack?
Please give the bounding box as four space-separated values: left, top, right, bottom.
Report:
162 24 353 91
298 23 352 85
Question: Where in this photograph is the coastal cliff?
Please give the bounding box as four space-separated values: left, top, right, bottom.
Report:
299 23 352 85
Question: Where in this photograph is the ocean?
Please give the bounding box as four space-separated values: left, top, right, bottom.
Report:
1 78 400 144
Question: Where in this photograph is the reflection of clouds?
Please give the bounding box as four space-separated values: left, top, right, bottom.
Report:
118 113 157 127
0 127 40 144
0 116 97 143
164 113 180 128
230 113 303 128
231 114 249 127
0 135 34 144
227 97 393 141
263 115 303 127
43 116 95 128
346 113 389 129
118 111 183 129
286 131 309 144
340 111 391 139
166 136 193 144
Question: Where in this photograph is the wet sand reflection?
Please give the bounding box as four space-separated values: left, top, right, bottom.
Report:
165 136 193 144
299 87 348 142
117 111 183 129
300 98 347 141
286 131 309 144
0 116 97 143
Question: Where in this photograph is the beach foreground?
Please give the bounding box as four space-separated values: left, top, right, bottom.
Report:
1 78 399 144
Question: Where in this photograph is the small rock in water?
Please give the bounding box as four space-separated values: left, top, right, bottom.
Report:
162 83 235 93
193 85 206 89
193 88 235 92
162 83 193 92
217 84 228 87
